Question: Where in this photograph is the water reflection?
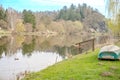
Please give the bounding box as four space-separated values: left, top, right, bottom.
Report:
0 50 63 80
0 35 86 80
0 35 87 58
0 34 111 80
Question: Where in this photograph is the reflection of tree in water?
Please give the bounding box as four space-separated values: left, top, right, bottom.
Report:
70 46 80 55
0 44 7 58
0 35 111 58
22 39 35 56
54 46 80 59
54 46 66 59
39 40 51 51
0 36 8 58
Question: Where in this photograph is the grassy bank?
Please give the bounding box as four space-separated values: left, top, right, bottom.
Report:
23 49 120 80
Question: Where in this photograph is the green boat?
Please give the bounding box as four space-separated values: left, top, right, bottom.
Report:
98 45 120 60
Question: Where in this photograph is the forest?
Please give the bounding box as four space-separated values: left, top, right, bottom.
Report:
0 4 107 35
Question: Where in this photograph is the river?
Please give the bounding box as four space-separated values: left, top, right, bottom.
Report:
0 34 111 80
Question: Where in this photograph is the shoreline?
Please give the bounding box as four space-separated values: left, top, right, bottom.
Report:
23 48 120 80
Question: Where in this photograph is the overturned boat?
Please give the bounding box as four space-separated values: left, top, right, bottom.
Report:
98 45 120 60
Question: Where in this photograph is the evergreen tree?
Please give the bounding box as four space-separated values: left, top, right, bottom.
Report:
0 9 7 21
56 3 91 21
23 10 36 29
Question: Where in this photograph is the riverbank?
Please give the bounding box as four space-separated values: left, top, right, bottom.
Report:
0 30 11 37
23 49 120 80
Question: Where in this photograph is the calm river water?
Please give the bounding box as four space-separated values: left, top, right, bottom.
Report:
0 34 110 80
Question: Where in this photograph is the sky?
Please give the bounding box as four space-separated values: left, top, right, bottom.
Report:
0 0 106 16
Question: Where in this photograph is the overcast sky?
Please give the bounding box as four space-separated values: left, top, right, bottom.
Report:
0 0 106 16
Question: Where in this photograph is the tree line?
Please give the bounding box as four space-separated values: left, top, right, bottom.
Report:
0 4 107 34
56 4 95 21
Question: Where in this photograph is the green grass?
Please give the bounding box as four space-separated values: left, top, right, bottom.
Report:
23 49 120 80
